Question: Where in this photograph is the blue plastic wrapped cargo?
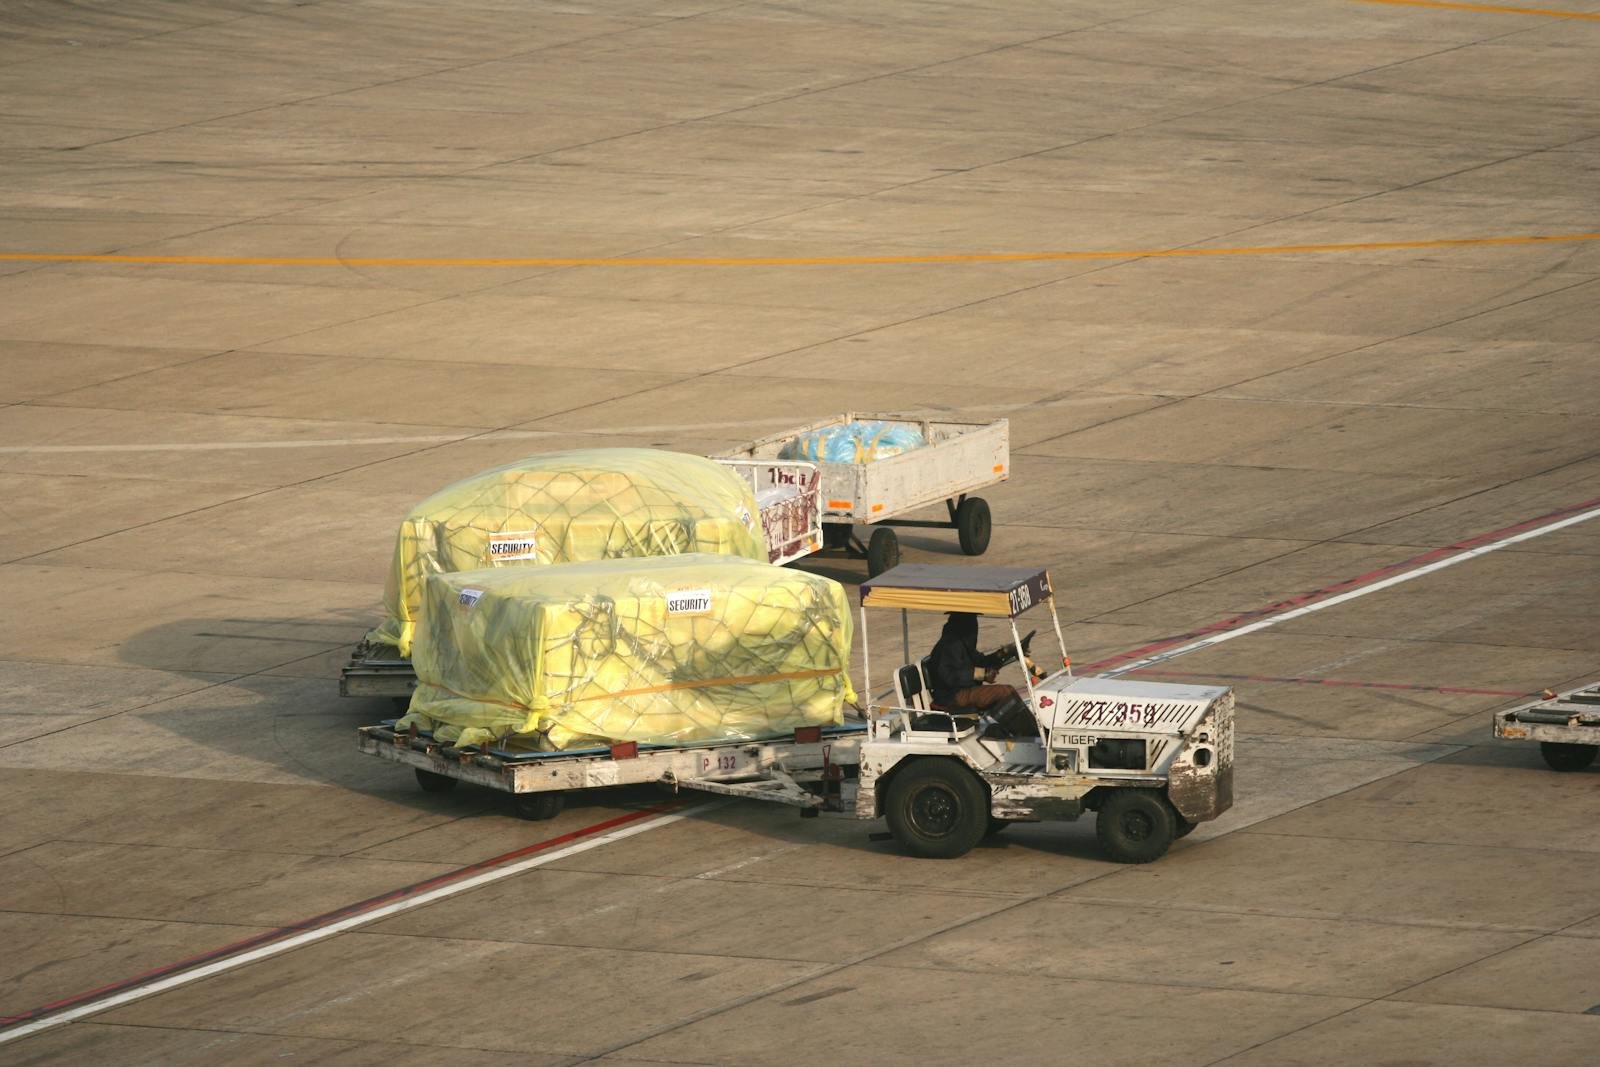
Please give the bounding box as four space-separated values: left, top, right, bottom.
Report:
778 420 927 465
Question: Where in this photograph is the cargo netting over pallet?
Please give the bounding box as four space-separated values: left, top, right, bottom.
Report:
371 449 766 657
397 554 856 751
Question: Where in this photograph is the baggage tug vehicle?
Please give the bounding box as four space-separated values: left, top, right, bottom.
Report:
358 564 1234 863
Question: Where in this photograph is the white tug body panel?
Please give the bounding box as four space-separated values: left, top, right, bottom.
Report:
1038 676 1222 738
856 676 1235 829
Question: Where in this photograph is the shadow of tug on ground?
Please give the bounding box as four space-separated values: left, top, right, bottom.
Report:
106 529 1090 854
112 610 1107 860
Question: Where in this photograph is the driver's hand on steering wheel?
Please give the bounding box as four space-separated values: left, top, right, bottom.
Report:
983 668 998 684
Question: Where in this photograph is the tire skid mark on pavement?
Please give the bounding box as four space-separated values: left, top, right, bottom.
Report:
1129 668 1533 698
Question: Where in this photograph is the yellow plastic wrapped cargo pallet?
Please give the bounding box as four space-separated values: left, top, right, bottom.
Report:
397 554 855 751
372 449 765 657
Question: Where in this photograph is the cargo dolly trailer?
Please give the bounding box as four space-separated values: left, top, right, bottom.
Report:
718 413 1010 577
1494 682 1600 771
357 564 1234 864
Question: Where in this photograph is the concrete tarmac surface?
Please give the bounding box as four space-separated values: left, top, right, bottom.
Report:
2 0 1598 1063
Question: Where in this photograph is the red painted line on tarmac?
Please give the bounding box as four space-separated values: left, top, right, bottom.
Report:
1080 493 1600 675
1128 668 1533 698
0 802 680 1029
1350 0 1600 21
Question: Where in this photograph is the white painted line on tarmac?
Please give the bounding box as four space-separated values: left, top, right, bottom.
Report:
0 431 548 454
0 397 1055 454
0 806 694 1047
1101 501 1600 678
0 418 771 454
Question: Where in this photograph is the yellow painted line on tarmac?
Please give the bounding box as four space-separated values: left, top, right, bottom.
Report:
2 231 1599 269
1351 0 1600 19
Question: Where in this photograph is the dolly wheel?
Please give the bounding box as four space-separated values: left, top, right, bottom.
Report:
867 527 900 577
955 497 992 556
415 768 458 793
885 759 988 859
1540 742 1598 772
1096 789 1177 864
512 791 566 820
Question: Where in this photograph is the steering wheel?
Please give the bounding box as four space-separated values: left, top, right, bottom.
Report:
988 629 1038 667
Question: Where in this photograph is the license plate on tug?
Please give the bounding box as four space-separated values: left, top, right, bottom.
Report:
694 748 757 778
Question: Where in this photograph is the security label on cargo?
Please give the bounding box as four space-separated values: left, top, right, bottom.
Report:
457 588 485 609
666 589 713 615
487 530 538 563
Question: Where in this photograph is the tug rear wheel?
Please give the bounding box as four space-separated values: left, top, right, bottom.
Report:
1540 742 1598 772
885 759 988 859
1096 789 1177 864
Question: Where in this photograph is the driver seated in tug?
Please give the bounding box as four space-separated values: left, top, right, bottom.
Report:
927 612 1043 739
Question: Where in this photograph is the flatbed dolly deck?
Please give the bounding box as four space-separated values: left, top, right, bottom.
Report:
1494 682 1600 771
358 721 866 820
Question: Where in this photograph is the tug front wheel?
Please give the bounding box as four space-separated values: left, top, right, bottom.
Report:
1096 789 1177 864
885 759 988 859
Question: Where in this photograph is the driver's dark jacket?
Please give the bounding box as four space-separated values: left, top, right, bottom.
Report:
928 632 1004 706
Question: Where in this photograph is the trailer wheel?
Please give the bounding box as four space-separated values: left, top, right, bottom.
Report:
1096 788 1176 864
1540 742 1598 772
867 527 900 577
415 768 458 793
955 497 991 556
512 791 566 821
885 759 987 859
